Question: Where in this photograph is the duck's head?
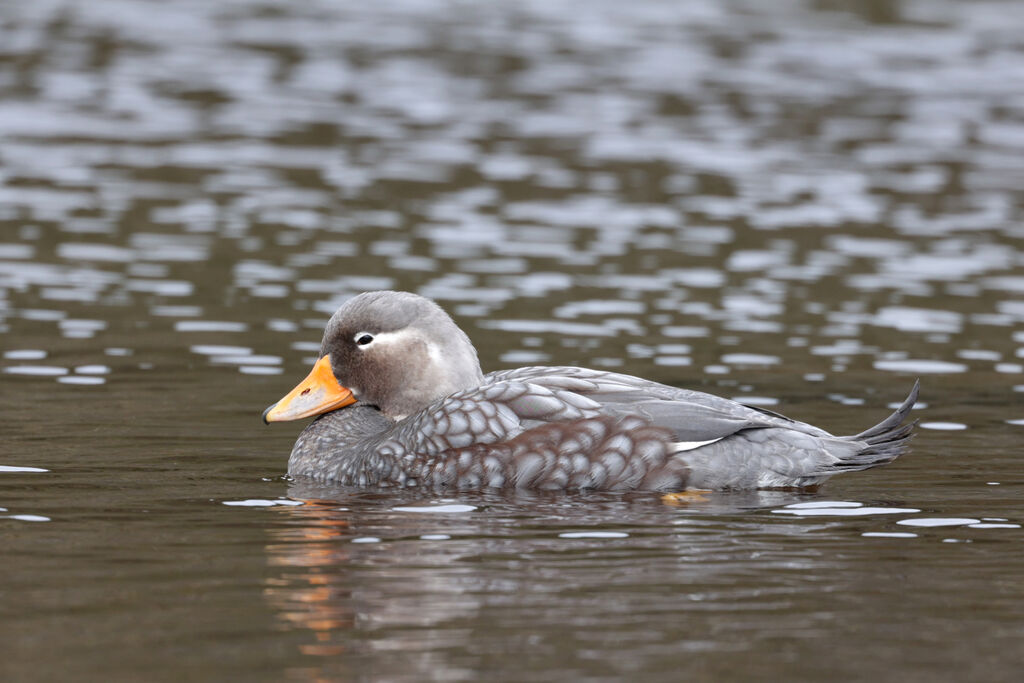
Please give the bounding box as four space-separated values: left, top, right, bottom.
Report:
263 291 484 423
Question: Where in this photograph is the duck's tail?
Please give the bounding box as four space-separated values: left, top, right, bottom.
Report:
676 381 921 489
829 379 920 472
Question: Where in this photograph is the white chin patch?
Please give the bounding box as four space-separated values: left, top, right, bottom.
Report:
671 437 724 453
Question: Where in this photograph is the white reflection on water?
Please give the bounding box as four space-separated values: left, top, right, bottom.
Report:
772 504 922 517
58 376 105 385
75 365 110 375
392 504 478 514
211 354 281 366
3 349 46 360
190 345 253 356
720 353 780 366
175 321 248 332
223 499 304 507
239 366 283 375
4 365 68 376
897 518 981 528
862 532 918 538
874 359 968 373
920 422 968 431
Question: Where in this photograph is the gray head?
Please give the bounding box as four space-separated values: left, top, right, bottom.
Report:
320 291 485 418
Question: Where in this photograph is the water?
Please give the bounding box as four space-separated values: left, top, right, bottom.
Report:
3 0 1024 680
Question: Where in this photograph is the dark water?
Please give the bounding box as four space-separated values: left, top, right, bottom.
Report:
3 0 1024 680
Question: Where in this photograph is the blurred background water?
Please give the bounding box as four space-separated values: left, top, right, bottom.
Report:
2 0 1023 680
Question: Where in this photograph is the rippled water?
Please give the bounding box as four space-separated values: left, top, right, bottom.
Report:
3 0 1024 680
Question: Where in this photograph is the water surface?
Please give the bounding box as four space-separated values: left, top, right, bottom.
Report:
2 1 1024 680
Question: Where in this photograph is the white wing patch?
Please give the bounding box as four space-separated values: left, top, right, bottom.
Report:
670 437 724 453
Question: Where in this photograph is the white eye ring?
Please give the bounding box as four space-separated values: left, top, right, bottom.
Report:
354 332 375 347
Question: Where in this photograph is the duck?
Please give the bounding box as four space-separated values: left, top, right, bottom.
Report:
263 290 919 491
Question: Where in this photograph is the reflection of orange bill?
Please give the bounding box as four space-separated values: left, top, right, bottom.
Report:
660 490 710 505
263 355 356 424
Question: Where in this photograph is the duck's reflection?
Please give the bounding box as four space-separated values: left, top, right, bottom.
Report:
260 480 813 675
263 497 358 657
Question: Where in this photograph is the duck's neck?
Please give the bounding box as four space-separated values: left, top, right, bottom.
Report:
377 338 484 419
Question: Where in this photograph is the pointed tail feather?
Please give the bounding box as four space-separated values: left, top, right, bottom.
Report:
851 379 919 442
830 380 920 471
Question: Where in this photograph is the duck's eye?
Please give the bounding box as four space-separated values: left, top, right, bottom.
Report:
355 333 374 346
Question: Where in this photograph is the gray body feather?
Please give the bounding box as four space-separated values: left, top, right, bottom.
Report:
288 366 919 491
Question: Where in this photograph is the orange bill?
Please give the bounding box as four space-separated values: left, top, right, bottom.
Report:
262 355 356 424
